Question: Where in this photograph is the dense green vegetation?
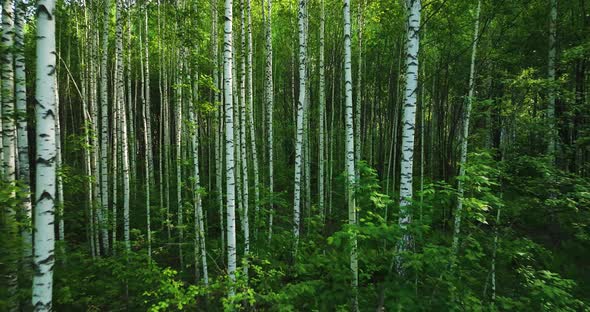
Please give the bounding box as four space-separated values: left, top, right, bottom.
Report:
1 0 590 310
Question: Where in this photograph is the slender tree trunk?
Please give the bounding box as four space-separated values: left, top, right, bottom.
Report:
2 0 16 183
191 74 209 285
32 1 57 309
397 0 421 265
212 0 225 258
127 0 135 194
292 0 306 257
318 0 325 224
547 0 557 162
344 0 358 309
15 0 32 267
2 0 18 305
144 1 154 185
100 0 111 253
177 53 184 270
354 1 363 175
115 0 130 254
245 0 259 240
112 67 119 252
80 4 96 259
90 9 102 257
451 0 481 261
239 0 251 279
223 0 238 295
264 0 275 242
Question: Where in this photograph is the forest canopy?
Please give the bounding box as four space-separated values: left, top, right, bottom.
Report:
1 0 590 311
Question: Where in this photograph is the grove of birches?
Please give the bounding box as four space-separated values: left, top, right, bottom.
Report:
1 0 590 310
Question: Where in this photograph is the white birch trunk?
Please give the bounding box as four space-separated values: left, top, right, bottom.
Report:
176 56 184 269
112 65 119 251
55 79 65 245
100 0 111 253
115 0 130 254
318 0 325 222
32 1 57 309
354 2 363 176
397 0 421 258
92 22 102 257
2 0 16 182
239 0 250 279
223 0 238 294
245 0 259 240
191 76 209 285
15 0 32 263
292 0 306 257
2 0 18 303
144 2 154 184
452 0 481 260
212 0 225 259
344 0 358 309
264 0 275 241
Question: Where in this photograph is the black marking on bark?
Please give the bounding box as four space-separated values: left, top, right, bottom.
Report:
37 5 53 20
37 191 55 203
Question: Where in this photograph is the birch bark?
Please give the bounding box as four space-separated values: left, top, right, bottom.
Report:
223 0 238 294
397 0 421 260
32 1 57 309
344 0 358 308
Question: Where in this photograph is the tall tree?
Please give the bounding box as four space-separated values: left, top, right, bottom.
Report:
15 0 32 264
176 52 185 269
223 0 238 295
190 71 209 285
354 0 363 175
245 0 259 238
2 0 16 183
318 0 325 223
2 0 18 307
32 0 57 309
451 0 481 261
293 0 306 256
397 0 421 261
239 0 250 278
547 0 557 161
265 0 274 240
115 0 130 253
343 0 358 308
99 0 111 253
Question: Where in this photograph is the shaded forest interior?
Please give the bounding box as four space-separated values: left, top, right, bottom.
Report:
1 0 590 310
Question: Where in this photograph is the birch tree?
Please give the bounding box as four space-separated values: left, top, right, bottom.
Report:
318 0 325 222
239 0 250 278
344 0 358 308
245 0 259 237
100 0 111 253
264 0 275 240
190 75 209 285
32 0 57 309
176 54 184 269
15 0 32 262
223 0 238 294
354 1 363 175
115 0 130 253
547 0 557 161
397 0 421 259
2 0 16 183
451 0 481 261
144 1 154 184
212 0 225 257
2 2 18 305
293 0 306 256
